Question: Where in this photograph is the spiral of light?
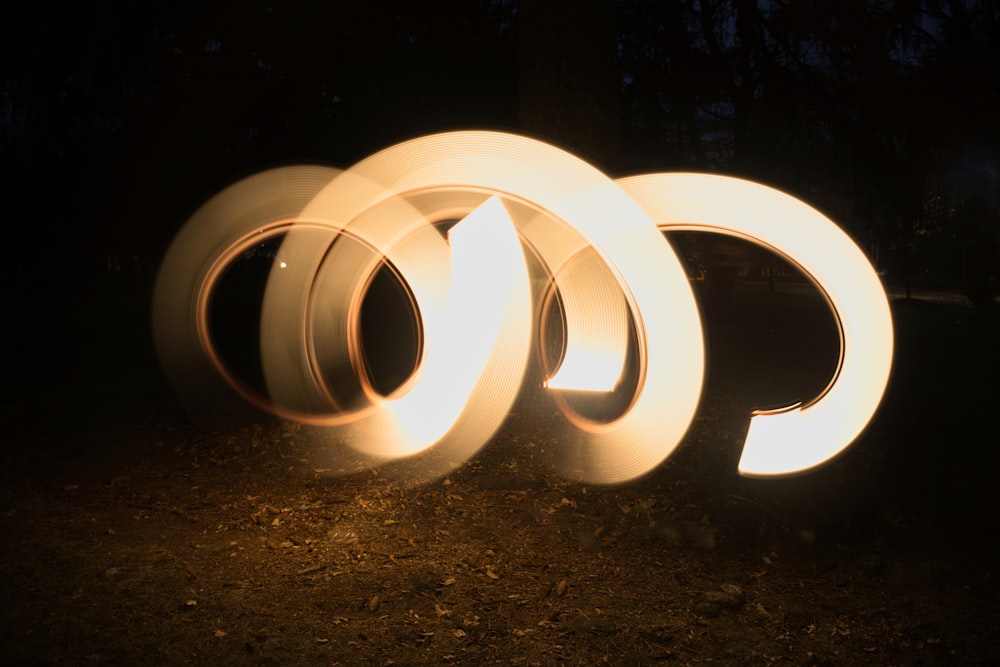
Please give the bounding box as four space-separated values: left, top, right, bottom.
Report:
152 131 892 485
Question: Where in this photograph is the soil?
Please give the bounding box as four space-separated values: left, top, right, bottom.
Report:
2 278 998 666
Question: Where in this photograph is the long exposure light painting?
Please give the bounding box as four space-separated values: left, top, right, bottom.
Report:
153 131 893 485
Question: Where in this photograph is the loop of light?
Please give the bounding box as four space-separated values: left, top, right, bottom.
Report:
152 131 893 484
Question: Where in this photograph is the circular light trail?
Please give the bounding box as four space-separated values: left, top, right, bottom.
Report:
153 131 893 485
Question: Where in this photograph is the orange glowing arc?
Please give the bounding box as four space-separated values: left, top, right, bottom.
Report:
152 131 894 484
619 174 894 477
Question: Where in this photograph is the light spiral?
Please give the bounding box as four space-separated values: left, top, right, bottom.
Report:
153 131 893 485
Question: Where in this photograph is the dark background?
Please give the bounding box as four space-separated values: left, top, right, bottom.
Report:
2 0 999 547
2 0 997 292
4 0 997 438
1 2 999 664
2 1 998 500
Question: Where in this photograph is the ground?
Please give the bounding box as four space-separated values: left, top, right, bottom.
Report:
1 279 998 665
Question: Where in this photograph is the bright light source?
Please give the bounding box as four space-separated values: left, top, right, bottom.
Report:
618 174 893 477
153 131 893 485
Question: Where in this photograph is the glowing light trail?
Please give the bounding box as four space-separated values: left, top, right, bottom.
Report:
341 196 533 459
619 174 894 477
153 131 893 485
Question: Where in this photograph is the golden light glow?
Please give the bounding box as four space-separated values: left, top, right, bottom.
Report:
341 197 533 459
618 174 894 477
540 245 629 393
153 131 893 485
151 165 343 421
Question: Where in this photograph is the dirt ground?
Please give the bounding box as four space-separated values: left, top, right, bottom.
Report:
2 279 998 666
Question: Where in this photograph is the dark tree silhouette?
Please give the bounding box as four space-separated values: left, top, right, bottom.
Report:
2 0 996 294
517 0 622 170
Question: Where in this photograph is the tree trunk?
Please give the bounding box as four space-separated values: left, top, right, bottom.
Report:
517 0 622 172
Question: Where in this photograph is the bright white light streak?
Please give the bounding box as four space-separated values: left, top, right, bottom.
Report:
154 132 890 485
541 247 629 392
260 187 451 421
618 174 894 477
151 165 342 422
341 196 533 459
311 132 703 484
